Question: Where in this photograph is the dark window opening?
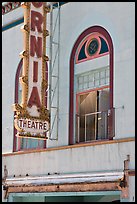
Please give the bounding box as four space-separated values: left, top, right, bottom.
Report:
78 41 87 61
99 36 109 54
76 87 114 143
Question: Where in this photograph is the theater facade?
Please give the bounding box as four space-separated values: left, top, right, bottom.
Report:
2 2 135 202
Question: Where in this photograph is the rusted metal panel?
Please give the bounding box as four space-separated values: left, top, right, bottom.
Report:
3 171 124 187
7 181 120 193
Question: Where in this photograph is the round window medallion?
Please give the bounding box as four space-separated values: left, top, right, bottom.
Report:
87 38 99 56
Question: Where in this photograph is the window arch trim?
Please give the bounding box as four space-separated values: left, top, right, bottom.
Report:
13 59 23 152
69 26 114 145
76 32 109 64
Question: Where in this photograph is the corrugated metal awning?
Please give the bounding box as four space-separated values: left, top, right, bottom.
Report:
4 171 124 187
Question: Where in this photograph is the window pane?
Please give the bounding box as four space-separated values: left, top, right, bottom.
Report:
77 66 109 92
100 70 105 78
83 83 88 89
84 75 88 82
106 69 109 77
89 74 94 82
94 72 99 80
95 80 99 86
86 114 96 141
89 81 94 88
79 76 83 84
76 88 110 143
100 78 106 86
78 91 97 142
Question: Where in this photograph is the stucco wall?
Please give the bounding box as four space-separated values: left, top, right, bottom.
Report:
54 2 135 148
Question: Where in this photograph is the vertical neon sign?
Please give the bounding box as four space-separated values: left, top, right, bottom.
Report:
13 2 50 139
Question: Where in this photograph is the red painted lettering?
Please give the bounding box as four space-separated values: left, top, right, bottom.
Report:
31 11 43 33
30 36 42 58
33 61 38 82
28 87 41 108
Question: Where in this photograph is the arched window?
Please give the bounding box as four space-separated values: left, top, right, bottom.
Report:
13 59 47 152
69 26 114 145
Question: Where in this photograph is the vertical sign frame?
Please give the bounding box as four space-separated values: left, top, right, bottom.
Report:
13 2 50 140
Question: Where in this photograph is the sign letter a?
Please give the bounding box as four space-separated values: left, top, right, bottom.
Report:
28 87 41 108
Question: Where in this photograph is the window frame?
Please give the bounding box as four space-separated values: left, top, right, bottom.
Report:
76 85 110 143
69 26 114 145
76 33 109 64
